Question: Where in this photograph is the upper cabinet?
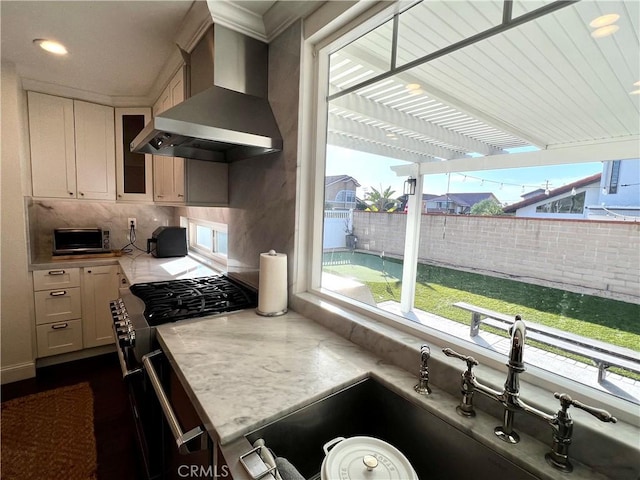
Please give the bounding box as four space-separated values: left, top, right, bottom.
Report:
74 100 116 200
28 92 76 198
115 108 153 202
28 92 116 200
153 68 185 204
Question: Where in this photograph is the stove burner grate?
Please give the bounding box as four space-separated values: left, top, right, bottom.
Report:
130 275 257 326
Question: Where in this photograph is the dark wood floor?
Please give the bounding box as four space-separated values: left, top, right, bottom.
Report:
1 353 144 480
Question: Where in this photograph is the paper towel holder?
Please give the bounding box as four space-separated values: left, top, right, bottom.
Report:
256 250 288 317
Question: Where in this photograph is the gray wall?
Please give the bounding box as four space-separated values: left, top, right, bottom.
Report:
351 211 640 302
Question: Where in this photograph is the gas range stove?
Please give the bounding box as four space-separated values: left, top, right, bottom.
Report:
110 274 257 374
130 276 257 326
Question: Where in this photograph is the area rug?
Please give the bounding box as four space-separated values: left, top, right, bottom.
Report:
1 382 97 480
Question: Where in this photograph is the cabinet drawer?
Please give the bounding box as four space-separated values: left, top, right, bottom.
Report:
36 319 83 358
34 287 82 325
33 268 80 290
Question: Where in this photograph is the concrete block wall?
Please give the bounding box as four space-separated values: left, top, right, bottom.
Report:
351 211 640 302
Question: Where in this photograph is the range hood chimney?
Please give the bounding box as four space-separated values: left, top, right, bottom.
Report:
131 25 282 162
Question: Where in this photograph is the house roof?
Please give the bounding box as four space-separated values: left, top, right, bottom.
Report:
427 192 498 207
325 175 361 188
503 173 602 213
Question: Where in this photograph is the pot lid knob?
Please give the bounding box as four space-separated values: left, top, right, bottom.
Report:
363 455 378 471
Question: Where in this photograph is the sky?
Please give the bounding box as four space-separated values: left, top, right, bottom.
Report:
325 145 603 205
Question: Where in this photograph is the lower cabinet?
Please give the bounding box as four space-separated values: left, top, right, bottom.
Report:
36 319 83 358
33 265 119 358
81 265 120 348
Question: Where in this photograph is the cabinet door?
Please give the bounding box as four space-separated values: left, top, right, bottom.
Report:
81 265 119 348
28 92 77 198
115 107 153 202
153 68 186 204
74 100 116 200
186 160 228 206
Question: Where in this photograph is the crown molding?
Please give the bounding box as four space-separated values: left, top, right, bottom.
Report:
207 0 268 42
263 1 324 42
206 0 323 43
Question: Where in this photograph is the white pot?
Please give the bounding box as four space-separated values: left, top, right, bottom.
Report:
320 436 419 480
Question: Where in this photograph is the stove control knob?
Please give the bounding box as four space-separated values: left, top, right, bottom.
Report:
117 330 136 348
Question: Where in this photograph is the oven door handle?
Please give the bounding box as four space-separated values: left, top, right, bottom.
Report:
142 350 208 455
111 322 142 379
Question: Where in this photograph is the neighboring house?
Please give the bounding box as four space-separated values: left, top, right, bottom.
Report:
325 175 361 210
398 193 439 213
425 192 500 214
503 160 640 220
503 174 601 218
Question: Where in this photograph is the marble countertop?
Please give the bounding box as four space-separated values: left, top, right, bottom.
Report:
156 310 615 480
30 252 220 284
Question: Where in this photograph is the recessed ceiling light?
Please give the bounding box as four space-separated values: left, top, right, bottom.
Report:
589 13 620 28
33 38 68 55
634 81 640 87
630 89 640 95
591 25 619 38
406 83 421 91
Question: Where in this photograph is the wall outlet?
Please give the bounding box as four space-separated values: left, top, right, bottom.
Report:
128 218 137 230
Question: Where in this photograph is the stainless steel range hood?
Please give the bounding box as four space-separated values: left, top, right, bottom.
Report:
131 25 282 163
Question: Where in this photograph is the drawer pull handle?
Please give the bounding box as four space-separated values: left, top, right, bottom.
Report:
48 270 66 275
50 290 67 296
51 323 68 330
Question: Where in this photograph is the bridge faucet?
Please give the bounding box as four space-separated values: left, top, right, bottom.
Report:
443 316 617 472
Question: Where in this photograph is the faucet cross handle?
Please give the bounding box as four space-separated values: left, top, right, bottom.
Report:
554 392 617 423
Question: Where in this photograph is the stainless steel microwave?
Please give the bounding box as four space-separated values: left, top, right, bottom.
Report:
52 228 110 255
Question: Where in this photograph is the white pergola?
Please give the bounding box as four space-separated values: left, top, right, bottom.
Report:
324 0 640 312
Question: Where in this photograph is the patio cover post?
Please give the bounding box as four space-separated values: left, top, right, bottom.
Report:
400 169 423 314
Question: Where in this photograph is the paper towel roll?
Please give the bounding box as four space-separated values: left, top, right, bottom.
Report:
257 250 288 316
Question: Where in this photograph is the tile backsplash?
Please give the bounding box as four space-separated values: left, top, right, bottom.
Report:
27 198 176 260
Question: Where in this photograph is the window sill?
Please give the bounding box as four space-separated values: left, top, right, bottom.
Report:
290 289 640 429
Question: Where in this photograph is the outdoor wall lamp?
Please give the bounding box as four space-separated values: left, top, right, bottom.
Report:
404 177 417 196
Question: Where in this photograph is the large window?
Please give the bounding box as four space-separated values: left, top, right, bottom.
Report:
313 0 640 407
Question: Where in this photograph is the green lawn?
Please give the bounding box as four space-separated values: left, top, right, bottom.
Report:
324 257 640 378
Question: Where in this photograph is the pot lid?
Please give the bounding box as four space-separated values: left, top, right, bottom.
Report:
322 436 418 480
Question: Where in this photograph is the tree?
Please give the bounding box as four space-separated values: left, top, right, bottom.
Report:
365 186 399 212
470 198 504 216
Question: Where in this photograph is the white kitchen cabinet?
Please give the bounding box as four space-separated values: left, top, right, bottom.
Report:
33 265 119 357
74 100 116 200
153 68 186 204
28 92 116 200
115 107 153 202
36 319 83 358
28 92 77 198
81 265 119 348
34 268 83 357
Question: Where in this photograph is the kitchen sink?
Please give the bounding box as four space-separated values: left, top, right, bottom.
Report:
246 377 538 479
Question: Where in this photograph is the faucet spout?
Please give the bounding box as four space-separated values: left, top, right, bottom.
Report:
504 316 526 396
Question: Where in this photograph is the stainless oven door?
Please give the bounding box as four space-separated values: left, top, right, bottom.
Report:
143 349 213 479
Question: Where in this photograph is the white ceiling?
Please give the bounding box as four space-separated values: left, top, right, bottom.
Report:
327 0 640 165
0 1 195 99
0 0 319 104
